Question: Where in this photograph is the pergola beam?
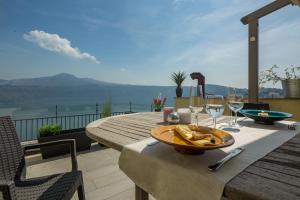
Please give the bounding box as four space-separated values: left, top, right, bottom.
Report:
241 0 291 25
241 0 297 103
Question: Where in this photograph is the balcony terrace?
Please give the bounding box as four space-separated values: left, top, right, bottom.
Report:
1 0 300 200
21 111 300 200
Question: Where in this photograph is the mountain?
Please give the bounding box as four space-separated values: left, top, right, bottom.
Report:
0 73 116 87
0 73 282 110
0 79 8 84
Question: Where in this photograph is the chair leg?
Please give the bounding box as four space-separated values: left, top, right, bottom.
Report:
77 184 85 200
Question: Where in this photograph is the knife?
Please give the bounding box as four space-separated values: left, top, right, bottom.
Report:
147 140 159 146
208 147 245 171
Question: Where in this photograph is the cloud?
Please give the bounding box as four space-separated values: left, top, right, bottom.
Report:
23 30 100 64
164 17 300 88
260 20 300 68
172 1 268 41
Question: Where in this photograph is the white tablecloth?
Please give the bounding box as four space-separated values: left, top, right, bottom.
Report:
119 120 299 200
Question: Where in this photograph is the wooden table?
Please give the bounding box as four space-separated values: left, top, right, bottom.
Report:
86 112 300 200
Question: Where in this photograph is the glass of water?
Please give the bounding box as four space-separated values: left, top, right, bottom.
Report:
227 93 244 128
205 95 225 128
189 86 204 126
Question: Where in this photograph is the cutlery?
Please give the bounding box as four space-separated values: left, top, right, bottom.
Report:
147 140 159 146
208 147 245 171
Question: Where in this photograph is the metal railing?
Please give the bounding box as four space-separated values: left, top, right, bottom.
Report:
13 102 152 142
13 111 127 142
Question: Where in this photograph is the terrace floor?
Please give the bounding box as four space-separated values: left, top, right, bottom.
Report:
26 144 155 200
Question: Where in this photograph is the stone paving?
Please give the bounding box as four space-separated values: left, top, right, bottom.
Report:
25 144 147 200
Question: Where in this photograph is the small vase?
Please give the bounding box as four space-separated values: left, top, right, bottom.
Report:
154 108 162 112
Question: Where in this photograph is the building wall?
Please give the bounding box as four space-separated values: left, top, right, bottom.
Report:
261 98 300 121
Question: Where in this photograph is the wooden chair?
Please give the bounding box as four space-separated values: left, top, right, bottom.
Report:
0 116 85 200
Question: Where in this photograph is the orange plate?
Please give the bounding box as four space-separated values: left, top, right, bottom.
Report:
151 125 234 154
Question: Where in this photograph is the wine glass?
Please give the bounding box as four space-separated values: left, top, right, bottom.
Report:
205 95 225 128
189 86 204 126
227 90 244 128
226 87 235 127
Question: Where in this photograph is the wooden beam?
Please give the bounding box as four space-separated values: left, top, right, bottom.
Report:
241 0 291 24
248 20 259 103
291 0 300 6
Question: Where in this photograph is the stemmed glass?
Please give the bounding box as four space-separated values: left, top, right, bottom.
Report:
205 95 225 128
189 86 204 126
226 87 235 127
227 90 244 128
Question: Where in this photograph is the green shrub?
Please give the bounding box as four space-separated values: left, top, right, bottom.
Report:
102 97 112 118
39 124 62 137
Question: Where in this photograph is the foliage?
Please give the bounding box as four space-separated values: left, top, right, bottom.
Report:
170 71 187 87
39 124 62 137
153 94 167 110
258 71 268 89
260 65 300 86
102 97 112 117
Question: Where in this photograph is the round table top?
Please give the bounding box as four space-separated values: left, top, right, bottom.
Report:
86 112 226 151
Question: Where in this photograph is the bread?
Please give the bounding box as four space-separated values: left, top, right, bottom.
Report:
258 112 269 117
175 125 216 146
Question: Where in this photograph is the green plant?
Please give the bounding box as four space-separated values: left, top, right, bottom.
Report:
170 71 187 87
261 65 300 86
39 124 62 137
102 97 112 117
259 71 268 89
153 95 167 110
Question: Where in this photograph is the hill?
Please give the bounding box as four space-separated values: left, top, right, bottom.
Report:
0 73 116 87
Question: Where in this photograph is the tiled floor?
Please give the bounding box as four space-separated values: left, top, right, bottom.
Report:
26 144 144 200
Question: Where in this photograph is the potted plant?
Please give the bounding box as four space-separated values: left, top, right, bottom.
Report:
38 124 92 159
171 71 187 97
153 94 167 112
262 65 300 98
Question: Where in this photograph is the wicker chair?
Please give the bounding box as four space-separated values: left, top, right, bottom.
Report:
0 116 85 200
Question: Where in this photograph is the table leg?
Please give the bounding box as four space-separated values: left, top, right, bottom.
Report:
135 185 149 200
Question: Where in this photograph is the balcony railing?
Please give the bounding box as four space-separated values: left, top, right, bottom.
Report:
13 112 125 142
11 102 154 142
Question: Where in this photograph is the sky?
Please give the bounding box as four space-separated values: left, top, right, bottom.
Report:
0 0 299 88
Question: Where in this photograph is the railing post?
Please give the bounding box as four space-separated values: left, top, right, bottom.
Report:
96 103 98 118
151 104 153 112
129 101 132 113
55 104 58 124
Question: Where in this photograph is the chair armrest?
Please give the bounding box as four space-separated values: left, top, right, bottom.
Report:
0 180 16 200
23 139 78 171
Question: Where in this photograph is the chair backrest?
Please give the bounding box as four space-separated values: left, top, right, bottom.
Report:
0 116 24 181
243 103 270 110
